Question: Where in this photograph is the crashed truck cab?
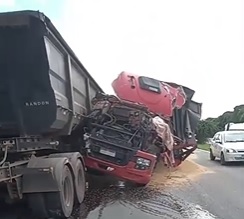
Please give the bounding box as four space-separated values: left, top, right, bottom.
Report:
112 72 202 167
82 72 202 185
82 94 161 185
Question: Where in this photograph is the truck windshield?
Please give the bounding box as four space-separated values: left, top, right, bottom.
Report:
138 76 161 94
224 132 244 142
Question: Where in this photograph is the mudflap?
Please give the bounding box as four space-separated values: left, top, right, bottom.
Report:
22 155 71 194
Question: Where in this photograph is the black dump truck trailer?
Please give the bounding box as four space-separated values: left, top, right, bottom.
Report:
0 10 103 218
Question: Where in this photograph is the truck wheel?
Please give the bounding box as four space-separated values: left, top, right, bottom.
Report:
28 164 74 218
48 153 86 204
209 149 216 161
74 159 86 204
46 164 74 217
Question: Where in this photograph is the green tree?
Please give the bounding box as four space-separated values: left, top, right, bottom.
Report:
196 120 218 144
196 104 244 143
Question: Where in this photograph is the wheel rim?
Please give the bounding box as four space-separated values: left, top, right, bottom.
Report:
63 176 73 207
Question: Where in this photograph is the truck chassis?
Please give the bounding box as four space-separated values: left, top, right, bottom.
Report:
0 137 86 218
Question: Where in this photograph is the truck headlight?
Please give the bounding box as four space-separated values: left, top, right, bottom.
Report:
135 157 151 170
226 149 236 153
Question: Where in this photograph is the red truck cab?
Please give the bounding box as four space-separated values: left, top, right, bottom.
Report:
112 71 186 117
84 150 157 185
112 72 202 167
82 72 202 186
82 94 162 186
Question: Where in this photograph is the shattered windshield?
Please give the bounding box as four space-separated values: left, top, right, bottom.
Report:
224 132 244 142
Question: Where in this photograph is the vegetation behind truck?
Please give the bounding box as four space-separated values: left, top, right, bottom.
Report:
0 10 103 218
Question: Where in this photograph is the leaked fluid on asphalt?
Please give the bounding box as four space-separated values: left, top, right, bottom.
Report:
0 175 218 219
71 175 218 219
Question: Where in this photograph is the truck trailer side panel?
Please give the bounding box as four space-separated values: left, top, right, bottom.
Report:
0 10 101 219
0 10 103 137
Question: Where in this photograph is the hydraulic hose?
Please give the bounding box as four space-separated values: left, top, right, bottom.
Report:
0 146 8 166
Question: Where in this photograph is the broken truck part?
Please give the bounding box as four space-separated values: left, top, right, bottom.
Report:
82 93 161 186
0 10 103 218
112 71 202 167
81 72 202 184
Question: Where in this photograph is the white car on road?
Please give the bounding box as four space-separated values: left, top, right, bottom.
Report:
209 130 244 165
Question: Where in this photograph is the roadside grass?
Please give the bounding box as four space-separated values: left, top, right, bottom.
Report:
197 144 210 151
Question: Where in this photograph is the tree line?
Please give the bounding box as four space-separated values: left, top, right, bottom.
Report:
196 104 244 144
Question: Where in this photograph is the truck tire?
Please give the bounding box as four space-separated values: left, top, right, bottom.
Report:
48 152 86 204
28 164 74 218
74 159 86 204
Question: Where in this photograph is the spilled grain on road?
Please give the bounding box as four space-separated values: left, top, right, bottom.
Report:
149 154 214 189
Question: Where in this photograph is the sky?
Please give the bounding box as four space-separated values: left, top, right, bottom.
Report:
0 0 243 119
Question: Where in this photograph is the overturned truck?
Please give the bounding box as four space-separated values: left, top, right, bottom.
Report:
80 72 202 186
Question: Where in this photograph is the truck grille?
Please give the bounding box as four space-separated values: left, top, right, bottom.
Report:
89 139 136 166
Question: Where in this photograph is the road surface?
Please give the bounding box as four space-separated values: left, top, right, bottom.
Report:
0 149 243 219
172 149 244 219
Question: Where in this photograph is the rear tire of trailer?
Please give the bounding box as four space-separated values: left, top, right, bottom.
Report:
28 164 75 218
74 159 86 204
47 164 74 217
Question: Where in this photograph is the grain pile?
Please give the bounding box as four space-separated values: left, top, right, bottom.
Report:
149 154 213 189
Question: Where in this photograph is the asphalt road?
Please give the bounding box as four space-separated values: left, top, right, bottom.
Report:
0 150 243 219
172 149 244 219
78 149 244 219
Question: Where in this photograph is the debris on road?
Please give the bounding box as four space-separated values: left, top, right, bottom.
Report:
149 155 212 189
